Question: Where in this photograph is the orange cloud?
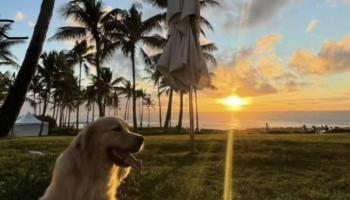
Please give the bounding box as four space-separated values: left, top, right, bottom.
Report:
207 33 301 98
256 33 283 51
290 35 350 75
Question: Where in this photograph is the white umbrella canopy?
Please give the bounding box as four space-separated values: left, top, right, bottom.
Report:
157 0 210 152
157 0 210 91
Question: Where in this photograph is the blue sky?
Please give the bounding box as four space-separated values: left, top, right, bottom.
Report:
2 0 350 111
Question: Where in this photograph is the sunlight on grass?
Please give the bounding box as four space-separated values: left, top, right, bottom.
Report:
223 130 234 200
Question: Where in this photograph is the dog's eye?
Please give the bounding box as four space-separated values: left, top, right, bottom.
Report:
112 127 123 132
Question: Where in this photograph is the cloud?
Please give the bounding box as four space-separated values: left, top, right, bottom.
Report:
28 21 35 28
305 20 319 33
222 0 300 31
208 33 301 97
15 11 26 22
325 0 350 7
290 35 350 75
256 33 283 51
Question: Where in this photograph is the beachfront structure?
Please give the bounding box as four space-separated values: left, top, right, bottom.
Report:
13 112 48 137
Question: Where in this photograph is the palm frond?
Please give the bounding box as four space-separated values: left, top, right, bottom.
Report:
50 26 87 41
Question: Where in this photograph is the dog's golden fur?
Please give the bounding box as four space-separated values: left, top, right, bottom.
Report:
40 117 143 200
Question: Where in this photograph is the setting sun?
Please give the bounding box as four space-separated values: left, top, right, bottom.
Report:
219 95 250 110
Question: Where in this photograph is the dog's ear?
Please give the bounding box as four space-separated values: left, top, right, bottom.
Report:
75 124 95 150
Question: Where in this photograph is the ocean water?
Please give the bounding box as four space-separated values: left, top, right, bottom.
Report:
29 109 350 130
130 111 350 130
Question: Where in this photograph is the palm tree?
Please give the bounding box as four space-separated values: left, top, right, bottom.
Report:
141 49 167 128
51 0 120 117
28 75 42 115
91 67 125 115
103 4 164 131
0 0 55 137
160 79 173 132
194 43 217 132
144 95 154 127
136 89 147 128
68 40 94 133
85 85 97 122
116 80 133 121
0 24 23 67
37 51 57 136
177 90 185 133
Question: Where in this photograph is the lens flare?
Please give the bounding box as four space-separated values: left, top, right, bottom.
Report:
223 130 234 200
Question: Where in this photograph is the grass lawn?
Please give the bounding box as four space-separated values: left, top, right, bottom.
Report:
1 133 350 200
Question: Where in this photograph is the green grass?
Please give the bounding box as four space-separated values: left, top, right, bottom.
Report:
1 133 350 200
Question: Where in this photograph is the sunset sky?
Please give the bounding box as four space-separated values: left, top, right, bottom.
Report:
1 0 350 113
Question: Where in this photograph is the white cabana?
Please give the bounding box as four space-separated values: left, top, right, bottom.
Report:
13 112 48 136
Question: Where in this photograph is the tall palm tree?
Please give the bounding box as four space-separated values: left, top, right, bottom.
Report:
160 79 173 132
91 67 125 115
136 89 147 128
144 94 154 127
51 0 120 117
116 80 133 121
141 49 166 128
28 75 42 115
68 40 94 133
0 0 55 137
85 85 97 122
103 4 164 131
177 90 185 133
0 24 23 67
37 51 58 136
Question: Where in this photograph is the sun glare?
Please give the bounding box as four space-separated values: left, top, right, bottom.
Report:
219 95 250 110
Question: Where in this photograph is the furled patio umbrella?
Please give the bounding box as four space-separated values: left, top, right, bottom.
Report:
157 0 210 152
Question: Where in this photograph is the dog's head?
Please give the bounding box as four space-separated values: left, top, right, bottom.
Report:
76 117 144 172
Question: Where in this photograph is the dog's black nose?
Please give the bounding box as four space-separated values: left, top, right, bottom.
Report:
136 136 144 146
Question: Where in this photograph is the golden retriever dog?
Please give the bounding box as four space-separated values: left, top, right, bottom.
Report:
40 117 144 200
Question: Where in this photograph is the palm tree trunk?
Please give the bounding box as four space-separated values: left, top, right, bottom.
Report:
124 98 129 120
33 93 37 115
140 101 144 128
94 36 104 117
68 107 71 127
64 107 68 126
56 104 60 125
189 87 196 153
39 89 51 136
0 0 55 137
92 102 95 122
76 61 82 134
38 103 41 115
195 89 199 133
131 50 138 132
158 86 162 128
52 101 56 120
164 88 173 133
59 105 64 127
86 105 90 124
177 91 184 133
148 107 150 128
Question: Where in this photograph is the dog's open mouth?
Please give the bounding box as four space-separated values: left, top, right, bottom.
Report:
108 148 142 173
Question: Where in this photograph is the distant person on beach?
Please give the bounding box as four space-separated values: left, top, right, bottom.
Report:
312 126 317 134
265 123 269 133
325 125 329 133
303 125 307 133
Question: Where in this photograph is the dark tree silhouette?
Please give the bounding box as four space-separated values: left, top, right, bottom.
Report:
0 0 56 137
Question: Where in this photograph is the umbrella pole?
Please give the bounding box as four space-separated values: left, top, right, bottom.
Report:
189 86 196 153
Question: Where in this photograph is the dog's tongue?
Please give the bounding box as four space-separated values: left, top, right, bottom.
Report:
121 152 142 173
